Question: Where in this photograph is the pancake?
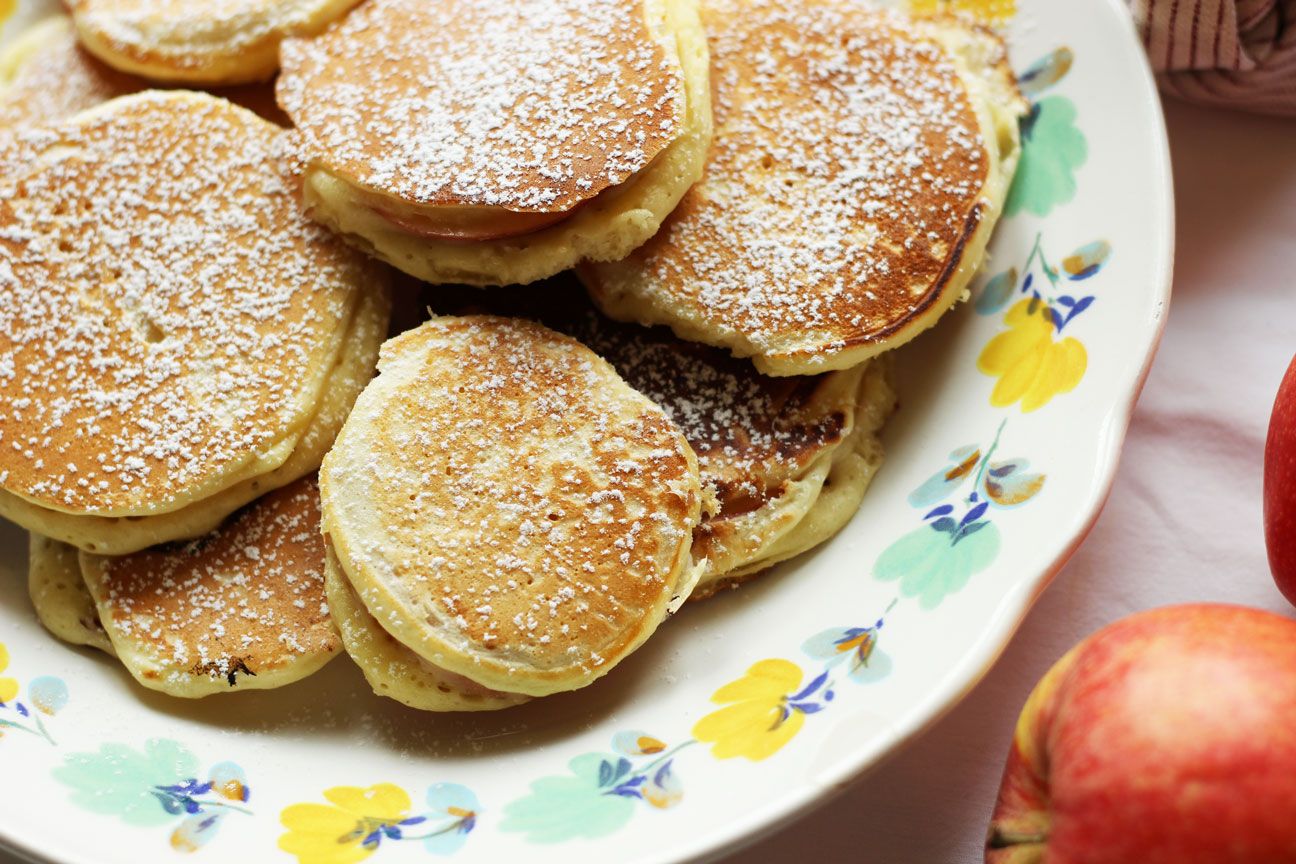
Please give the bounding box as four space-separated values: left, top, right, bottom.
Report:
692 357 896 596
278 0 712 286
79 476 339 697
423 279 896 593
0 16 291 132
581 2 1029 376
321 316 704 699
0 90 382 525
0 281 391 554
324 545 527 712
0 16 138 131
28 533 114 654
68 0 365 85
587 337 890 588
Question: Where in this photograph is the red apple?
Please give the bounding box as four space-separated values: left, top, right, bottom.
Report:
1267 353 1296 607
986 604 1296 864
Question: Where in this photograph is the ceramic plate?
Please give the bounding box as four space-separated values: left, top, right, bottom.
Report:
0 1 1172 862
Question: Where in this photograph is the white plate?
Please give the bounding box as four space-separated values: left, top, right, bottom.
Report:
0 1 1172 862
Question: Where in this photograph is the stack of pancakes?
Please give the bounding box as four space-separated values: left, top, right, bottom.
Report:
0 80 389 696
0 0 1027 708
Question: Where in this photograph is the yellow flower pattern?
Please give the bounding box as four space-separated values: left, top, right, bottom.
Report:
0 0 14 29
908 0 1016 23
693 659 817 761
978 299 1087 412
0 642 17 704
280 784 412 864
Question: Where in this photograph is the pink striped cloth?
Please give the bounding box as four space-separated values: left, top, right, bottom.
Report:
1130 0 1296 115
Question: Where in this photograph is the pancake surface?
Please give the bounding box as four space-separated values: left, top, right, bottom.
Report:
68 0 364 84
569 316 881 584
278 0 712 285
583 1 1028 375
424 279 895 590
0 16 293 130
80 476 339 696
0 16 138 131
28 534 114 654
0 281 391 554
321 316 704 697
0 90 376 519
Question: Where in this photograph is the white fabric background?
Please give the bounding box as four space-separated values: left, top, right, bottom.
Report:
1 86 1292 864
728 98 1296 864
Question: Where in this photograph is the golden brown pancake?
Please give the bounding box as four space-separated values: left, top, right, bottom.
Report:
68 0 365 85
321 316 704 698
79 476 339 697
0 17 138 130
0 90 378 520
424 279 895 591
277 0 712 285
0 17 292 130
582 1 1027 375
692 356 896 597
0 281 391 554
281 0 684 217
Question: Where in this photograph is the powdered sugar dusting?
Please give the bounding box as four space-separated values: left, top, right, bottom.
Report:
0 91 368 514
0 23 139 132
570 309 851 516
592 1 990 355
428 281 852 517
0 22 290 134
94 475 336 687
70 0 330 71
278 0 686 211
324 316 700 676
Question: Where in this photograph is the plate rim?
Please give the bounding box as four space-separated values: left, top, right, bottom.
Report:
657 1 1177 859
0 0 1176 861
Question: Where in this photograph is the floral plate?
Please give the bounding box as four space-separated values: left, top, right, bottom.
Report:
0 0 1172 862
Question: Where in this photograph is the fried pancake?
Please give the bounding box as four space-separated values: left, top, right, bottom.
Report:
321 317 704 698
28 534 114 654
0 91 380 520
0 281 391 554
0 16 137 130
582 2 1029 376
589 337 880 586
692 357 896 597
0 16 290 132
422 279 896 592
79 476 339 697
324 545 527 712
278 0 712 286
68 0 364 85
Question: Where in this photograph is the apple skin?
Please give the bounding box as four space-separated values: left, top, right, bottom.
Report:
986 604 1296 864
1266 354 1296 607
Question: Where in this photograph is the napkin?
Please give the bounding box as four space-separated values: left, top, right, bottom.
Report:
1130 0 1296 115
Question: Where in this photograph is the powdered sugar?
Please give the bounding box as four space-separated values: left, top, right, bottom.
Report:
94 475 335 685
70 0 326 70
0 22 138 132
278 0 686 211
323 317 701 676
0 91 367 513
592 1 991 355
427 280 853 514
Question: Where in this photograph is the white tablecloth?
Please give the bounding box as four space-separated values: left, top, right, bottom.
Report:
0 83 1291 864
729 97 1296 864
